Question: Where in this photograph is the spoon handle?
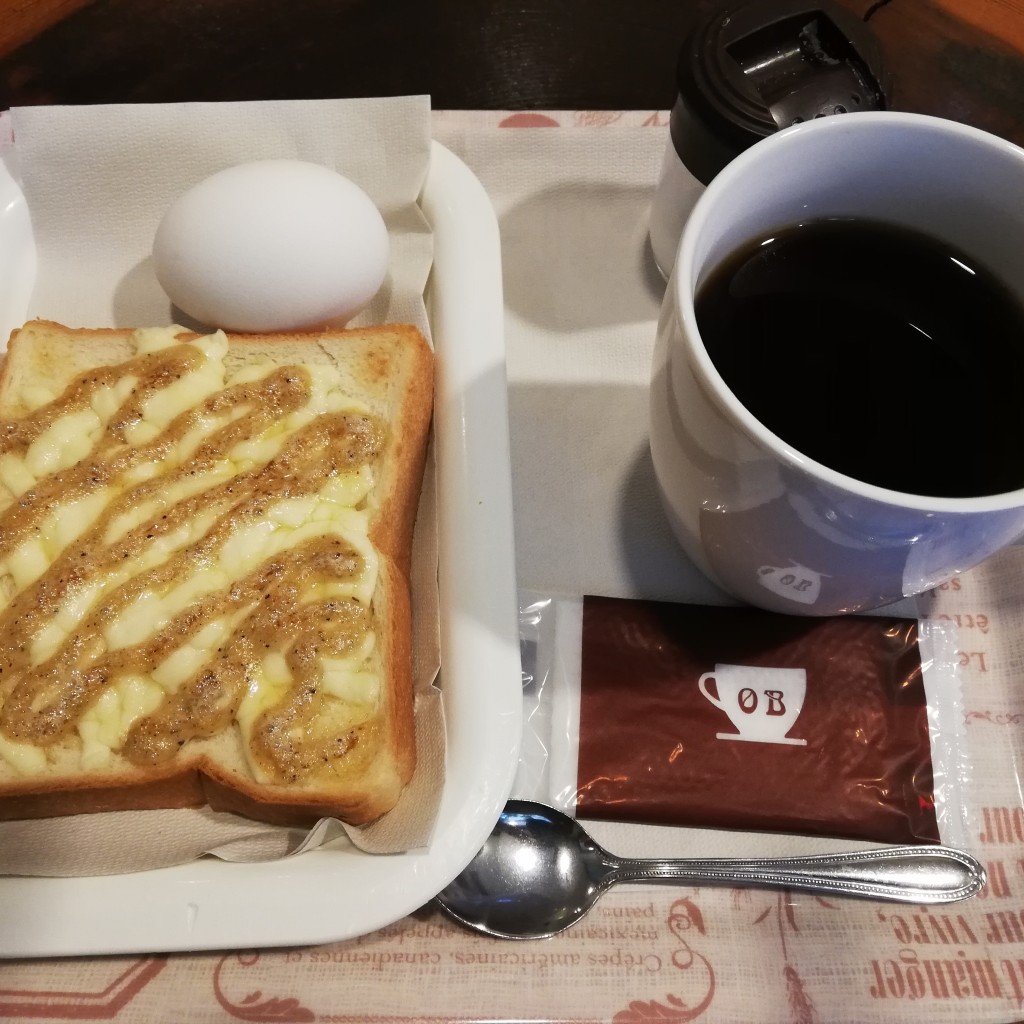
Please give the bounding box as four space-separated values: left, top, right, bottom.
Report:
609 845 985 904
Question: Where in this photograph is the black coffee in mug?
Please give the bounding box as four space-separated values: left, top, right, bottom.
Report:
694 218 1024 498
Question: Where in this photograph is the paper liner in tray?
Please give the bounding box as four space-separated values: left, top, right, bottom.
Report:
0 96 443 875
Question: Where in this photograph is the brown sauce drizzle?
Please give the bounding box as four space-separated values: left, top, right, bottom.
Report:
0 344 203 455
0 340 386 785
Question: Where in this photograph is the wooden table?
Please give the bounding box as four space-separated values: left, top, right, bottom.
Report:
0 0 1022 144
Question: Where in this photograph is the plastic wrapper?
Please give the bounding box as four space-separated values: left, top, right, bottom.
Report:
517 592 973 848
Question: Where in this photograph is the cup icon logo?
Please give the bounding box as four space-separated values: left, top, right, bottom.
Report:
698 663 808 746
757 564 824 606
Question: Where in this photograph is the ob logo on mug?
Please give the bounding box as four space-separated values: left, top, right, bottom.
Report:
698 663 807 746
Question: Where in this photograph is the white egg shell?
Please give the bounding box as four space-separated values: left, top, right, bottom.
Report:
152 159 389 333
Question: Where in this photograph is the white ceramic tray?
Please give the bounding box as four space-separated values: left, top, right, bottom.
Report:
0 140 522 957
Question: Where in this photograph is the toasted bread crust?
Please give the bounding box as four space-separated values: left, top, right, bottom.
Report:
0 320 433 826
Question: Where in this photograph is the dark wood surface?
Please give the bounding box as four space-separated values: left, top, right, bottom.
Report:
0 0 1022 144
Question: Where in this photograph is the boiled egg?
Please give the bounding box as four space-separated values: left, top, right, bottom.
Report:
153 159 389 333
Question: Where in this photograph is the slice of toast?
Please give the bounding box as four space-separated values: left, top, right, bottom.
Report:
0 319 433 826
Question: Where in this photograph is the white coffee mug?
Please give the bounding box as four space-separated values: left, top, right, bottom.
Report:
650 112 1024 615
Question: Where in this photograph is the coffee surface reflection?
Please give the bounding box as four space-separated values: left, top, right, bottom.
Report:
694 218 1024 497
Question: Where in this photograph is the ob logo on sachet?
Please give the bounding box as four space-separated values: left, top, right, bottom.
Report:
698 664 807 746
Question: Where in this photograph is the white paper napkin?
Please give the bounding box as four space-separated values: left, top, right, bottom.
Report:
433 126 728 607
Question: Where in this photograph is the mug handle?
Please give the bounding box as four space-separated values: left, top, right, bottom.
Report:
698 672 722 708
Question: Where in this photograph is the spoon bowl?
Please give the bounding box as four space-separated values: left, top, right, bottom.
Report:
435 800 986 940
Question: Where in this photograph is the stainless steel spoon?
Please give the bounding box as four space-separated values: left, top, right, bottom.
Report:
436 800 986 940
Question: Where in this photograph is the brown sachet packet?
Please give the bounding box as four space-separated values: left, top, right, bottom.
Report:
530 596 969 846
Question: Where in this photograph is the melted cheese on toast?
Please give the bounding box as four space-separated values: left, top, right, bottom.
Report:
0 327 387 789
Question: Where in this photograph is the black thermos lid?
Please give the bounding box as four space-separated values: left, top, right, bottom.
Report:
672 0 890 184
